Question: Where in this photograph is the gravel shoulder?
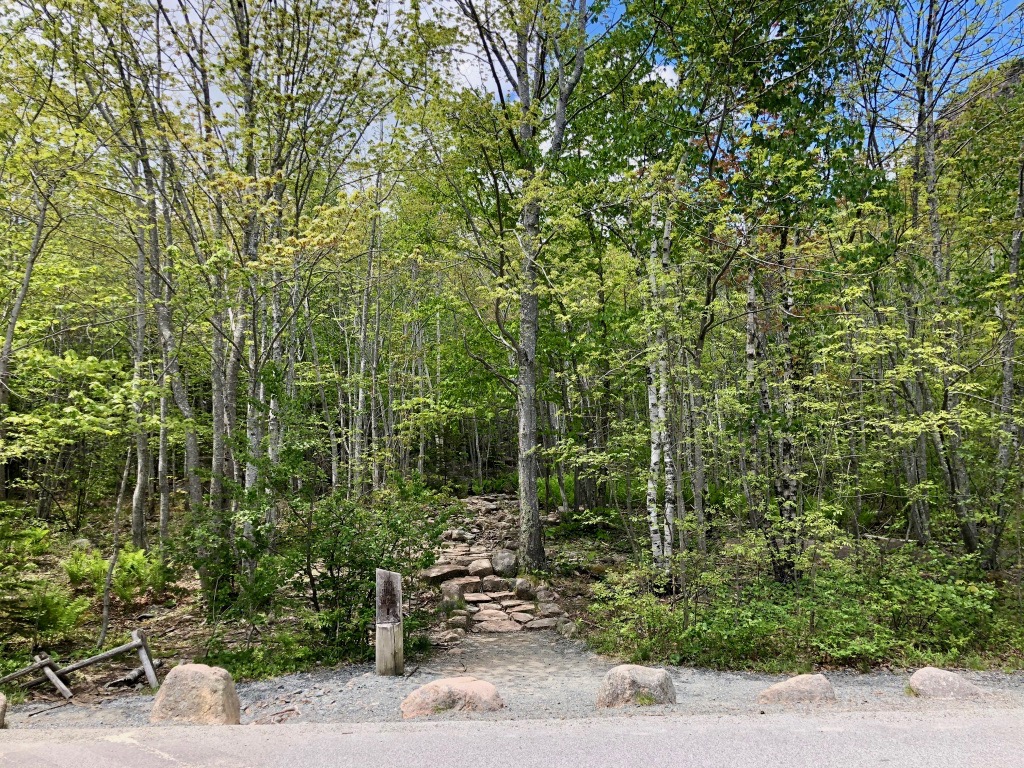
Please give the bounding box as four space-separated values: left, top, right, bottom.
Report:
9 631 1024 729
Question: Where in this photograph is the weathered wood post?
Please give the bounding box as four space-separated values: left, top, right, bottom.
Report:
375 568 404 676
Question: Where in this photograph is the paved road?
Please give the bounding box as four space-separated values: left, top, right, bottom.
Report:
2 709 1022 768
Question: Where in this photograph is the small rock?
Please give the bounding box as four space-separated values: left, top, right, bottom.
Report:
509 612 533 624
514 579 537 600
557 620 578 639
476 619 523 633
491 549 517 577
69 538 93 550
758 674 836 705
908 667 984 699
481 576 513 592
400 677 503 719
463 593 491 603
150 664 241 725
467 559 494 577
420 564 469 584
525 618 561 630
597 665 677 708
535 589 556 602
438 629 465 643
536 602 565 618
472 609 508 622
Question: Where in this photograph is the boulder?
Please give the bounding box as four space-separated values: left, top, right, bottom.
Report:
467 559 494 577
475 619 523 633
525 618 560 630
0 691 6 729
150 664 240 725
481 576 512 592
535 588 556 602
420 564 469 584
514 579 537 600
401 676 504 719
491 550 518 577
596 665 677 708
757 674 836 705
908 667 984 699
441 576 482 605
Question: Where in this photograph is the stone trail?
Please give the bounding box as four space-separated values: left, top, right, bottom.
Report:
419 494 573 642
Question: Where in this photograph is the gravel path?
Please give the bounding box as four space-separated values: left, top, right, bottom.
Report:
10 631 1024 729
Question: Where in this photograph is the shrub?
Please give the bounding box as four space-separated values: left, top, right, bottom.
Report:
589 542 1014 670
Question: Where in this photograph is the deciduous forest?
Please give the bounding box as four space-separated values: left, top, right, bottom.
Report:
2 0 1024 676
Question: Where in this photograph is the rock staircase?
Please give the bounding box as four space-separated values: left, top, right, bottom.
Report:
418 495 572 643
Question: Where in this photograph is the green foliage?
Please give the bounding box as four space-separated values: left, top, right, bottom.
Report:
590 544 1021 670
63 546 170 603
0 505 52 649
24 584 90 647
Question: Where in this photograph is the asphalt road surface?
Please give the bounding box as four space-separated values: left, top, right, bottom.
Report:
2 709 1022 768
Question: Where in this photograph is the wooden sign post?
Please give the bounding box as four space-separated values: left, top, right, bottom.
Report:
375 568 404 676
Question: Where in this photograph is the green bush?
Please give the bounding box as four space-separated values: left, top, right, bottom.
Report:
62 546 170 604
0 505 51 649
589 543 1018 670
63 548 108 590
25 583 90 647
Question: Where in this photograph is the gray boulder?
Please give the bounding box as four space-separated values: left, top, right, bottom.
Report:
467 559 494 577
150 664 240 725
441 576 482 605
758 674 836 705
596 665 677 708
481 575 512 592
514 579 536 600
400 676 503 719
491 550 517 577
908 667 984 699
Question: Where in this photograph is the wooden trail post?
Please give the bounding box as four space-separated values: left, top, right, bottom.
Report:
375 568 403 676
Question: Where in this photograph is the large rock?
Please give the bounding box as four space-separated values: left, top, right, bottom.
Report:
420 564 468 584
481 575 512 592
440 576 481 605
514 579 537 600
150 664 240 725
758 674 836 705
908 667 984 699
447 614 470 630
0 691 6 729
467 559 494 577
400 676 504 719
596 665 677 708
491 550 517 577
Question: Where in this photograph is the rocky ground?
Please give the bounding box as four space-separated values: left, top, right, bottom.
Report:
10 630 1024 729
9 494 1024 729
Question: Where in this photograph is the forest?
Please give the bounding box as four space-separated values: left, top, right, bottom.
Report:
1 0 1024 677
